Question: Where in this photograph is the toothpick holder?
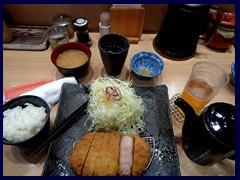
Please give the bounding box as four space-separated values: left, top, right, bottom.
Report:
99 22 110 38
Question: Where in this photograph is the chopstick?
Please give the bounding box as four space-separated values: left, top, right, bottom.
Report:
24 99 89 156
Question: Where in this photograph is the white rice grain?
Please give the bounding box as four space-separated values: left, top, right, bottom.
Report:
3 103 47 143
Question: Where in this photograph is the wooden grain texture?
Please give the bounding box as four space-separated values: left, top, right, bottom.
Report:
3 4 234 33
110 7 145 40
3 33 235 176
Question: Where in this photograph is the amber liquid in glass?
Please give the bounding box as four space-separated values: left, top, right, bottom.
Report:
180 79 214 114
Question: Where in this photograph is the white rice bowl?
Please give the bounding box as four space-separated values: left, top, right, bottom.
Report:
3 103 47 143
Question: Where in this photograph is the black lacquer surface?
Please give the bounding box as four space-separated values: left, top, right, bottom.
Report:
42 83 181 176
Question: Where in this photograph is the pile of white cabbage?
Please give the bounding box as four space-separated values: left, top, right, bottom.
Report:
86 76 146 135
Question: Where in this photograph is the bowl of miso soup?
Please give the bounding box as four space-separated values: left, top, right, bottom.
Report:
51 42 91 78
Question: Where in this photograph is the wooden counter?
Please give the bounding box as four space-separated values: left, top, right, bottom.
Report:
3 33 235 176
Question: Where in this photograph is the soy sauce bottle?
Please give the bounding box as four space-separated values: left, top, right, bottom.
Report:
74 18 92 47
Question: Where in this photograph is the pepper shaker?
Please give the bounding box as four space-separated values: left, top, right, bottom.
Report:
74 18 92 47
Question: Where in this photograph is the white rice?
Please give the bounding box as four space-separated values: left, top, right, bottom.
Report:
3 103 47 143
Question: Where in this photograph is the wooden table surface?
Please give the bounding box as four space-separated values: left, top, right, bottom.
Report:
3 33 235 176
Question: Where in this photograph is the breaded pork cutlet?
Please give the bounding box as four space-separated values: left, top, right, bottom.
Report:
69 132 150 176
105 131 121 176
69 132 95 176
93 132 111 176
82 132 104 176
132 135 150 176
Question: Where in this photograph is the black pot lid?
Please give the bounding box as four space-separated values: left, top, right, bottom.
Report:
203 102 235 148
173 4 211 12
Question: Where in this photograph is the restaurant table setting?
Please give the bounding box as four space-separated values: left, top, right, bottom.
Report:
3 33 235 176
3 4 235 176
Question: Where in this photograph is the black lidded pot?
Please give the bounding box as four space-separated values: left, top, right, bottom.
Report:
153 4 212 60
175 98 235 166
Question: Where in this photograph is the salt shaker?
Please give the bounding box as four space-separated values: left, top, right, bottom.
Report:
74 18 92 47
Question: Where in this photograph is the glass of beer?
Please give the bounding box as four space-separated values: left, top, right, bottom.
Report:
180 61 230 114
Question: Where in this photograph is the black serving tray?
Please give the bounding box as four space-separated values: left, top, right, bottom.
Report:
41 83 181 176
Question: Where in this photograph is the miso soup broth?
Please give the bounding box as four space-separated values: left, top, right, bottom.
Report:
56 50 88 68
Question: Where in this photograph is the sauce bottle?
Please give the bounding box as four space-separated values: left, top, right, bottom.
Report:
207 12 235 51
74 18 92 47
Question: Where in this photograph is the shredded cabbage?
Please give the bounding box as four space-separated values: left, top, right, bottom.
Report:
86 76 146 135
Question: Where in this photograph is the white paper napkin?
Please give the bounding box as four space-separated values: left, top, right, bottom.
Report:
21 77 78 109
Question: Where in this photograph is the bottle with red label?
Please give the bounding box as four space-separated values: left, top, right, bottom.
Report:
208 12 235 51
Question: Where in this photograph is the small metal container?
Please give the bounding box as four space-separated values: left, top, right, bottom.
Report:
47 25 69 49
74 18 92 47
53 15 74 39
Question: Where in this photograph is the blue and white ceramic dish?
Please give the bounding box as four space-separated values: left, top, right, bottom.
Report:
130 51 164 80
231 61 235 78
231 61 235 86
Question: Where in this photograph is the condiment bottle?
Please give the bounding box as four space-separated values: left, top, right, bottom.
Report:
53 14 74 39
207 12 235 51
47 25 69 49
74 18 92 47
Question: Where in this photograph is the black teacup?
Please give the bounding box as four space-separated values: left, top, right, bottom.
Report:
98 33 130 76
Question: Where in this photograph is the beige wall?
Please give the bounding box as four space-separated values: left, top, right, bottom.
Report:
3 4 235 33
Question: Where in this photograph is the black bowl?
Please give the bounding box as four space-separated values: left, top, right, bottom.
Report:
51 42 91 78
3 95 50 146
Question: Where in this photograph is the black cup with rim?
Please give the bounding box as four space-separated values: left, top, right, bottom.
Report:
98 33 130 76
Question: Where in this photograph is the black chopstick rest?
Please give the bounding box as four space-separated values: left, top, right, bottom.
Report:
24 99 89 156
